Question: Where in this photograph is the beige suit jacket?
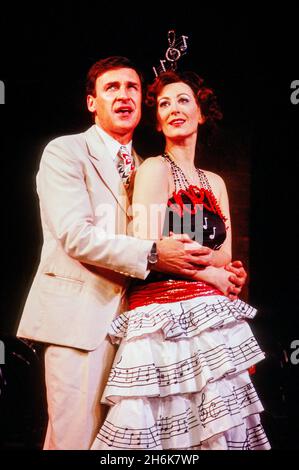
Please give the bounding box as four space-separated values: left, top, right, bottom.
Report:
17 125 152 350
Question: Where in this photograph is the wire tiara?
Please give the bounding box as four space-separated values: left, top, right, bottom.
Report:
152 30 189 77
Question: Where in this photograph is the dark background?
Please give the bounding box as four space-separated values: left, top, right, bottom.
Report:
0 6 298 450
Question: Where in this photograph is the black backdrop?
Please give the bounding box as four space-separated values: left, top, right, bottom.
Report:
0 6 298 451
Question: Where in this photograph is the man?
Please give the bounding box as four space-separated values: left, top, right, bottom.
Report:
17 56 246 450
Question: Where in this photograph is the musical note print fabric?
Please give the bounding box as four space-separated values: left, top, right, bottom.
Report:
91 160 270 451
91 295 270 450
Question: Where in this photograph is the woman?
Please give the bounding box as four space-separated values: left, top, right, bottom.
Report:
91 71 270 450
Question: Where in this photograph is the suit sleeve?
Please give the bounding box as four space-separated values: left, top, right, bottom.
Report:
37 137 152 279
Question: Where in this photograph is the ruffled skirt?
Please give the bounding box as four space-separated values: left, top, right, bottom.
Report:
91 294 270 450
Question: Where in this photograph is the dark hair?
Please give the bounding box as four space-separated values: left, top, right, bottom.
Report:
86 56 143 97
145 70 223 126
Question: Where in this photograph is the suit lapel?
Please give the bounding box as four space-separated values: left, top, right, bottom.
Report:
84 125 129 215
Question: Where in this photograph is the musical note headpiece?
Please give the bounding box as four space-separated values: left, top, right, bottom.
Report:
152 30 189 77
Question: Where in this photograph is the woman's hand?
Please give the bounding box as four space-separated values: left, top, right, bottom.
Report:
207 267 239 299
189 264 245 301
224 260 247 300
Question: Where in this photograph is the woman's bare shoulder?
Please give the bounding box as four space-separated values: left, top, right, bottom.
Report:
138 155 168 173
201 169 226 187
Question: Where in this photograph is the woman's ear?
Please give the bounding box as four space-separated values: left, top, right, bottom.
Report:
198 109 206 125
156 122 162 132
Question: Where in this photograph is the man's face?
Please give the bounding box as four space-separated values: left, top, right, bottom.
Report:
87 67 142 143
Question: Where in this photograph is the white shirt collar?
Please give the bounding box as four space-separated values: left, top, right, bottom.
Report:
95 125 132 161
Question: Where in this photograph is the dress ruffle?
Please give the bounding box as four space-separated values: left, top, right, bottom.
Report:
91 295 270 450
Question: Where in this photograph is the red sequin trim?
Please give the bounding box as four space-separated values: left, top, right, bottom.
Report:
128 279 224 310
248 365 256 375
168 186 227 223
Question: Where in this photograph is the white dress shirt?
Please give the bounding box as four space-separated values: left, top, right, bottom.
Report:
95 125 132 161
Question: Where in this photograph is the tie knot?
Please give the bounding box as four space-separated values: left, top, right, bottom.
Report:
116 146 135 186
118 146 130 161
119 145 129 155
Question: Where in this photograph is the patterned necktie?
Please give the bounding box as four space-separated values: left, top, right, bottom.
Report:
116 145 135 187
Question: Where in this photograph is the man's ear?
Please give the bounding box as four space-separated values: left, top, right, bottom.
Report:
87 95 96 113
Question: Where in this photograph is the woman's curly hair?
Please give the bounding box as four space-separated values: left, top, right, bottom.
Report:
145 70 223 127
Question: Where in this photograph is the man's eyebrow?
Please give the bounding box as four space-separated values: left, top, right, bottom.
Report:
126 80 140 87
103 80 140 88
104 81 120 88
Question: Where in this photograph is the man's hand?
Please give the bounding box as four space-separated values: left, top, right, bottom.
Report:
167 233 226 267
154 236 211 277
224 260 247 300
168 233 214 266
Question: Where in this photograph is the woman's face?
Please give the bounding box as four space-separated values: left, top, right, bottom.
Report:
156 81 204 141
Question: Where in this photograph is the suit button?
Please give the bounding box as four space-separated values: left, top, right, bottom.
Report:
114 287 121 294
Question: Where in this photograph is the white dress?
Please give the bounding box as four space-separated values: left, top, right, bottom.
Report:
91 293 270 450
